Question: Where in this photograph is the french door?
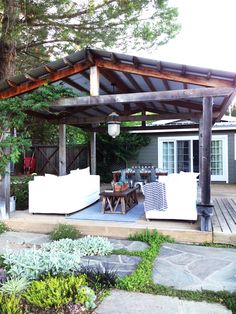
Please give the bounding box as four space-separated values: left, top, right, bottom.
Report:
158 136 228 181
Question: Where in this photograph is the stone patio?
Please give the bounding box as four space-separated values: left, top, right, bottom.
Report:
153 243 236 292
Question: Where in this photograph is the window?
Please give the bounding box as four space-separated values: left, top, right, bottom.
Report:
211 140 223 175
158 135 228 182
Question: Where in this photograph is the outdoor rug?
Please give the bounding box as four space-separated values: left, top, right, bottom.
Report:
66 201 144 222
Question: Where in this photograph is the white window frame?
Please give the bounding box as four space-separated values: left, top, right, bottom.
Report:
158 135 228 182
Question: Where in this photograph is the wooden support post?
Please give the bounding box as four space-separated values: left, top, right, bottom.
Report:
198 117 203 193
201 97 213 206
59 124 66 176
89 66 99 175
90 132 96 175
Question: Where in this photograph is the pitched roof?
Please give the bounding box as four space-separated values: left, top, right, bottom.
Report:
0 48 235 130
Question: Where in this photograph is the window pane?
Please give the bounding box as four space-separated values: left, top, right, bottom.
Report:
177 140 190 172
211 140 223 175
162 142 174 173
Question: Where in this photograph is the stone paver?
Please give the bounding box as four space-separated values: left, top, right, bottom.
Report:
0 231 50 253
81 255 141 277
93 290 232 314
153 243 236 292
110 239 149 251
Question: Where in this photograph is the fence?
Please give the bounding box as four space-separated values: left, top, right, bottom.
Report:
23 144 89 175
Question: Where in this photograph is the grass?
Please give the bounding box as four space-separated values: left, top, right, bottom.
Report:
112 229 236 312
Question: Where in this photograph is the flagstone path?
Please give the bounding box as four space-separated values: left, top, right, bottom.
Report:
0 232 235 291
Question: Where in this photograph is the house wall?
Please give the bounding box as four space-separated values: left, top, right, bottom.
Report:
128 130 236 184
228 133 236 183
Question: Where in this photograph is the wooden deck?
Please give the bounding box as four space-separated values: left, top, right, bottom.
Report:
4 184 236 245
212 197 236 244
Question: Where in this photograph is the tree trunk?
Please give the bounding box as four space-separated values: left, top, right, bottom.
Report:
0 0 18 219
0 0 18 80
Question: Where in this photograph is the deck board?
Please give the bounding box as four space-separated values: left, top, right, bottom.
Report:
213 198 231 233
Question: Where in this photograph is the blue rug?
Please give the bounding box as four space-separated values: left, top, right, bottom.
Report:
66 201 144 222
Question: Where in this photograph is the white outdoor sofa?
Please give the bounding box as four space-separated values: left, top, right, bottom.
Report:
144 172 198 221
28 167 100 214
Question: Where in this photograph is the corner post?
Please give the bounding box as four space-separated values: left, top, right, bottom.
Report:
198 97 214 231
59 124 66 176
90 66 99 175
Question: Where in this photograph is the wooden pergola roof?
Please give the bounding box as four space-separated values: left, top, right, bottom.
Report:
0 48 235 131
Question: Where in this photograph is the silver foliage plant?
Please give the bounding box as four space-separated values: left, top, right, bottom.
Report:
3 248 81 280
0 277 30 295
3 236 113 280
41 236 113 256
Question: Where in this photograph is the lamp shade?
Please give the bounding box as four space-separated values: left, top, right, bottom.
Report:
107 112 120 138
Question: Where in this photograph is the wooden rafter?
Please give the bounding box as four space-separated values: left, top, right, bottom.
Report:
96 60 233 88
62 77 89 93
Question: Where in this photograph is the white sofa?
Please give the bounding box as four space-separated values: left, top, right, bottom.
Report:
28 167 100 214
144 172 198 221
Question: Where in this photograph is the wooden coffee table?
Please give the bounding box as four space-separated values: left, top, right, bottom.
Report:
100 187 138 214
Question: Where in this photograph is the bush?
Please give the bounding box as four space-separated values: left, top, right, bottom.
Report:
42 236 113 256
49 223 81 241
11 175 33 210
3 248 81 280
23 274 94 310
0 221 8 234
0 277 29 295
0 293 24 314
80 264 118 292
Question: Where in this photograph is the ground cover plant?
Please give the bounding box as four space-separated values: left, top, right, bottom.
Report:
113 229 236 312
0 221 8 234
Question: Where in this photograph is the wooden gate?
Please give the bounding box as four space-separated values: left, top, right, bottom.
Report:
30 144 88 175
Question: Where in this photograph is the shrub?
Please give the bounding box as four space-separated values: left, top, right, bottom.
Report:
0 221 8 234
80 264 118 292
42 236 113 256
23 274 94 310
3 248 81 280
0 293 24 314
11 175 33 210
49 223 81 241
0 277 29 295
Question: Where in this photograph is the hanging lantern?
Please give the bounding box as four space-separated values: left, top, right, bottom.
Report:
107 112 120 138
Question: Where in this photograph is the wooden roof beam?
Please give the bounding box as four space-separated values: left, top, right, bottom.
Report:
62 77 89 93
215 91 236 122
52 87 234 108
96 60 234 88
0 61 92 99
59 112 201 125
81 71 110 94
100 69 130 93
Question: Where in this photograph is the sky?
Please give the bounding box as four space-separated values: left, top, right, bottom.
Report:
128 0 236 73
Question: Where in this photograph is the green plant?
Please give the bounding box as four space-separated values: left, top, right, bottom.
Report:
49 223 81 241
0 277 29 295
23 274 93 310
113 229 236 312
42 236 113 256
0 293 25 314
11 176 34 210
80 264 118 292
0 221 8 234
3 248 81 280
